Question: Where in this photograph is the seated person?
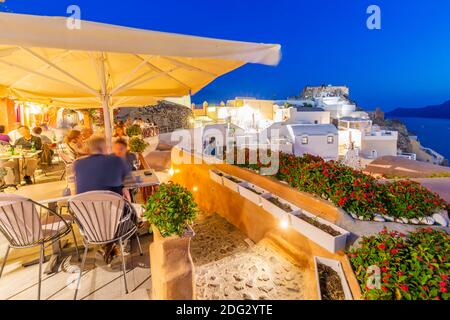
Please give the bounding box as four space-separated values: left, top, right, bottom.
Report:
7 122 22 145
33 126 54 165
14 126 42 185
74 136 131 198
80 127 93 141
65 130 90 158
112 126 129 143
32 126 52 144
112 138 138 171
0 125 10 144
74 136 135 263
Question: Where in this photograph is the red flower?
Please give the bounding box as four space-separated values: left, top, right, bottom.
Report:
390 249 399 255
400 284 409 292
397 271 404 276
439 281 447 287
440 287 447 293
381 286 388 292
378 243 386 250
441 275 448 281
381 266 388 273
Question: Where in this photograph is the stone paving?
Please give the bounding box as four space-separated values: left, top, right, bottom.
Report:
191 213 306 300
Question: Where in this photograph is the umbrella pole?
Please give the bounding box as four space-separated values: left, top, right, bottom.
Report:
102 95 113 152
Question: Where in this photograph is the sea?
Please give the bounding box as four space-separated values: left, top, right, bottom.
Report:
388 117 450 162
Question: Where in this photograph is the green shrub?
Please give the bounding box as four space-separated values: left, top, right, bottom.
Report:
129 137 149 153
125 124 142 137
143 182 198 237
348 227 450 300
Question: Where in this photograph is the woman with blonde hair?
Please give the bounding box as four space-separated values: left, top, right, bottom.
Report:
65 130 89 158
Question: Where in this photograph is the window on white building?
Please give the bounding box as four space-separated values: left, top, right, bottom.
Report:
301 136 308 145
327 136 334 144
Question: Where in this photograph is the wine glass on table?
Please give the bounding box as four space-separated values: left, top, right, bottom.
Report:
133 159 141 171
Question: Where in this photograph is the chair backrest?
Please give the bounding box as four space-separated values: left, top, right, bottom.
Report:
68 191 126 243
57 148 74 165
0 194 43 247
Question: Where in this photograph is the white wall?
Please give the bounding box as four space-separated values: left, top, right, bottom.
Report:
286 108 331 124
293 135 338 160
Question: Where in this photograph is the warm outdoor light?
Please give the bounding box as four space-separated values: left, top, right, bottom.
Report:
192 186 198 192
280 213 290 230
168 168 175 176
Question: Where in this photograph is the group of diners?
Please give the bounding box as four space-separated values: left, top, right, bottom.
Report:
0 123 54 185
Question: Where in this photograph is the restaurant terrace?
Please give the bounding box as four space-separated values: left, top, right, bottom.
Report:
0 12 449 302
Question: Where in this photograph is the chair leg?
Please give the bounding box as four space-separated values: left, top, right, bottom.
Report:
74 245 89 300
0 245 11 279
71 227 81 261
119 240 129 294
135 233 143 256
38 243 44 300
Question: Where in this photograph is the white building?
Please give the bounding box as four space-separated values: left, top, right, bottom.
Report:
317 96 356 119
264 122 338 161
284 107 331 125
338 116 398 166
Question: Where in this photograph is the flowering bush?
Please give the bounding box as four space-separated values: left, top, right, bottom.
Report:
143 182 198 237
380 180 447 219
242 152 447 220
348 227 449 300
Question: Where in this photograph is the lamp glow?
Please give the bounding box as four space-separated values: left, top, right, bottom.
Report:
280 214 290 230
168 168 175 176
193 186 198 192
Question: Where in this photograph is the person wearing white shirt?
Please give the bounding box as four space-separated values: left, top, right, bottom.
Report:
8 122 22 144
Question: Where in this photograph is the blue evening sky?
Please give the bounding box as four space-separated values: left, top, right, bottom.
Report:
2 0 450 111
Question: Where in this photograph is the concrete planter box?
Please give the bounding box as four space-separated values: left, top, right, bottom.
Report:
222 174 245 193
150 225 195 300
260 194 300 220
209 169 225 185
291 210 349 253
237 182 270 206
314 256 353 300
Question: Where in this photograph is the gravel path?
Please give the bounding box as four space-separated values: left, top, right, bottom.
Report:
191 213 306 300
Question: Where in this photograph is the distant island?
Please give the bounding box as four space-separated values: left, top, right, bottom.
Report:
386 100 450 119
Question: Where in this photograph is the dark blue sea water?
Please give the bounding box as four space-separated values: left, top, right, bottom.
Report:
390 117 450 161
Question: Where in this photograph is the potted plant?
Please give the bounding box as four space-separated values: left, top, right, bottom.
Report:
291 210 350 253
143 182 198 300
126 124 142 137
129 136 149 154
314 256 353 300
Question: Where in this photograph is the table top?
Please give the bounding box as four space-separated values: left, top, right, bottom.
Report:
10 169 161 204
0 150 42 161
123 169 160 189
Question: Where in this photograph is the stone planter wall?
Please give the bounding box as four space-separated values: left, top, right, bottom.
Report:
149 225 195 300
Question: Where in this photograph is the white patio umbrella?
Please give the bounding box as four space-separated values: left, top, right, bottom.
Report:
0 12 281 148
